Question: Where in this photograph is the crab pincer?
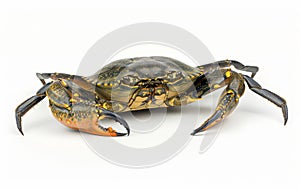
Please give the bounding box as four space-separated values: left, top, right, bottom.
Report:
96 109 130 136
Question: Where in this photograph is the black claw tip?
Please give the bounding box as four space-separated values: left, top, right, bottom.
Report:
190 127 202 136
19 129 24 136
17 123 24 136
191 110 222 136
115 116 130 136
116 132 128 136
284 116 288 126
282 104 288 126
17 122 24 136
16 113 24 136
101 109 130 136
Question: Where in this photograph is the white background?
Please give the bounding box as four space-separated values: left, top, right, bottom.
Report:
1 0 299 187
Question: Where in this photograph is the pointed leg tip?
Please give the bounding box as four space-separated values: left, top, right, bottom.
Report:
284 119 288 126
16 122 24 136
191 129 200 136
18 129 24 136
282 104 288 126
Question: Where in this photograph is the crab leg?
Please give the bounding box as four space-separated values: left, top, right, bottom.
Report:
218 60 259 78
36 73 95 93
243 75 288 125
191 71 245 135
191 70 288 135
15 82 52 135
198 60 259 78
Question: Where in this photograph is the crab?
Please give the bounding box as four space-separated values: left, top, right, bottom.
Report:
15 56 288 136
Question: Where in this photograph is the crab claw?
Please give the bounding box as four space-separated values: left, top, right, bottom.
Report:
98 109 130 136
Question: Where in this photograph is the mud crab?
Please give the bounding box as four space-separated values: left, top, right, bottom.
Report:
16 57 288 136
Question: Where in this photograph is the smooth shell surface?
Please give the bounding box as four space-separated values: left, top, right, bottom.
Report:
87 56 201 103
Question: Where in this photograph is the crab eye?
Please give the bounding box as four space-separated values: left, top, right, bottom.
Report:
121 76 131 85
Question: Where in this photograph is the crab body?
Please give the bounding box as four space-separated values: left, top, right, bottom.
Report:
91 57 203 111
16 57 288 136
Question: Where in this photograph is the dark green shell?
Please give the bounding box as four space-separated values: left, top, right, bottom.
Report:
88 56 201 102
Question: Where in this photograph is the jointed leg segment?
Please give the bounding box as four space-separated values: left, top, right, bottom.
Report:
198 60 259 78
243 75 288 125
192 60 288 135
17 60 287 137
191 71 245 135
15 82 52 135
16 74 130 136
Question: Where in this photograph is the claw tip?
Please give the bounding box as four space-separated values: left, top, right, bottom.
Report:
19 129 24 136
190 130 197 136
284 119 288 126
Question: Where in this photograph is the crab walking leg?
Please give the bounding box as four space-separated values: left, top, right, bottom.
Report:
198 60 259 78
36 73 97 94
15 82 53 135
243 75 288 125
191 72 245 135
218 60 259 78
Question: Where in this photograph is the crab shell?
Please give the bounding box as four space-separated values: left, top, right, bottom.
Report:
87 56 203 111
